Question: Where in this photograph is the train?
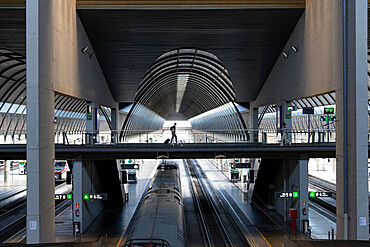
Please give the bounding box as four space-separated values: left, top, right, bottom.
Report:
54 160 69 181
124 160 185 247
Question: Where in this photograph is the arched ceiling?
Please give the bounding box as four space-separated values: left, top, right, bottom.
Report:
135 48 235 120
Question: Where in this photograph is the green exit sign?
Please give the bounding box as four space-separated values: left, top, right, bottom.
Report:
83 194 89 200
293 192 299 197
324 107 334 114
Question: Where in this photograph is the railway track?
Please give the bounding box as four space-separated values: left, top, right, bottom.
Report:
186 159 251 247
0 183 71 243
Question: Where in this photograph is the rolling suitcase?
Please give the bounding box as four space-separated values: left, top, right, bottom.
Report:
164 138 170 144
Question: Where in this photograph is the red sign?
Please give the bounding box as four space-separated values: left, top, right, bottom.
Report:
302 200 306 206
76 203 80 208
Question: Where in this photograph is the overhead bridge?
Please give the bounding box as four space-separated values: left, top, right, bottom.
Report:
2 143 368 160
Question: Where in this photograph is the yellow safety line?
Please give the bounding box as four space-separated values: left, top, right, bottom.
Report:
202 160 272 247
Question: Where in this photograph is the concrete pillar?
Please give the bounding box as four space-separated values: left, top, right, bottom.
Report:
249 107 258 142
72 161 83 233
279 101 292 143
298 159 308 232
26 0 55 243
111 107 120 143
86 102 98 144
3 160 8 182
336 0 369 240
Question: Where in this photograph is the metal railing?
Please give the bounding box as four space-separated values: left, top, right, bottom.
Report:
0 127 362 146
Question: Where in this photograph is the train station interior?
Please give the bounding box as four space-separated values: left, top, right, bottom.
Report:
0 0 369 246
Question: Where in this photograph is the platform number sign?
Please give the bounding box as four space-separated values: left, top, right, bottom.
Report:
275 192 299 198
55 194 73 200
309 191 333 197
83 193 107 200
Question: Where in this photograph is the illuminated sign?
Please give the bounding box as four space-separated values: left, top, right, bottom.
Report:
83 193 107 200
320 116 336 121
309 191 333 198
87 115 92 120
275 192 299 198
324 107 335 114
55 194 73 200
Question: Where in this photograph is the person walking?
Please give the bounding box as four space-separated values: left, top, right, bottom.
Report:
280 122 291 146
170 123 177 144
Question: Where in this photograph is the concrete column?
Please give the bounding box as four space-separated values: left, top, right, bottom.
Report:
111 106 120 143
86 102 98 144
249 107 258 142
336 0 369 240
279 102 292 143
298 159 308 232
26 0 55 243
72 161 83 233
3 160 8 182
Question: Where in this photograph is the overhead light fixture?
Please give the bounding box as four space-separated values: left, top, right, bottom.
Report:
282 51 289 58
291 46 298 53
81 46 95 58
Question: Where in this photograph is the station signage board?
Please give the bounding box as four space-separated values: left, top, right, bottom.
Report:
55 194 72 200
83 193 107 200
275 192 299 198
309 191 333 198
324 107 335 114
302 107 314 114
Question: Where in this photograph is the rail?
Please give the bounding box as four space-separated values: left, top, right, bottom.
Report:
0 128 348 146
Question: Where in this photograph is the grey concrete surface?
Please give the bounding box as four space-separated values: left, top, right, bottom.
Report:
253 0 342 107
50 1 116 108
335 0 369 240
26 0 56 243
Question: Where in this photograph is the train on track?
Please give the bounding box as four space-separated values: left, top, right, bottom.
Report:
54 160 69 181
124 160 185 247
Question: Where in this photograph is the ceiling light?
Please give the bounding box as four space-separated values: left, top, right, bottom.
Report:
291 46 298 53
282 52 289 58
81 46 95 58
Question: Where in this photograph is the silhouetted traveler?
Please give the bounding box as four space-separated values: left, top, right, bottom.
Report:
170 123 177 144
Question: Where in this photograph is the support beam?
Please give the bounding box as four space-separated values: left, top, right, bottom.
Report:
336 0 369 240
26 0 55 243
